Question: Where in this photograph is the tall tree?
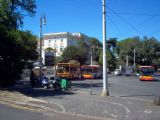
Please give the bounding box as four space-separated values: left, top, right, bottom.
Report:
99 49 116 71
116 37 141 65
0 0 36 29
116 36 160 66
0 25 38 87
61 46 87 65
0 0 37 87
89 37 102 62
140 37 160 65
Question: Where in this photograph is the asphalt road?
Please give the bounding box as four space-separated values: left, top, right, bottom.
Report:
21 68 160 101
71 75 160 101
14 70 160 120
36 75 160 120
109 75 160 100
0 104 45 120
0 103 101 120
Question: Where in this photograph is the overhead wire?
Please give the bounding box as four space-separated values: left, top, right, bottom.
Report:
107 8 160 38
107 6 145 37
136 10 160 27
107 12 160 17
136 10 160 37
107 15 126 38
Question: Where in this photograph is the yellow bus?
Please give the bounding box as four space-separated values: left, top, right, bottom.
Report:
56 63 80 79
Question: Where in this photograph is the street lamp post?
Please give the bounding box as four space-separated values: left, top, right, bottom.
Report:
90 45 94 95
134 48 136 67
90 45 93 66
39 14 46 79
101 0 109 96
54 48 57 76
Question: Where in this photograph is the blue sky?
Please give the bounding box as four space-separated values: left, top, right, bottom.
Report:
22 0 160 42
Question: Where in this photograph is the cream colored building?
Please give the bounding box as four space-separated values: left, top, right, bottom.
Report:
41 32 90 65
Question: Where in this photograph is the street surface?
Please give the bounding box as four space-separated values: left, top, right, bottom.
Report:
72 75 160 101
0 70 160 120
0 104 45 120
38 75 160 120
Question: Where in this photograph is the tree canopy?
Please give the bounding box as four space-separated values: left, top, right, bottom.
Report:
0 0 37 87
0 25 38 87
99 49 116 71
116 36 160 67
61 46 87 65
0 0 36 29
89 37 102 62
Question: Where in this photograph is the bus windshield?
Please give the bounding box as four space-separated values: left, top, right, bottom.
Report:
140 66 154 76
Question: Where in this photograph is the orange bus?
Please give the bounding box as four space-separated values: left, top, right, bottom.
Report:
139 66 155 81
56 63 80 79
81 65 102 79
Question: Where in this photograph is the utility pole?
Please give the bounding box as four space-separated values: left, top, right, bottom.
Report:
126 55 129 66
134 49 136 67
54 48 57 76
101 0 109 96
90 46 93 66
39 14 46 79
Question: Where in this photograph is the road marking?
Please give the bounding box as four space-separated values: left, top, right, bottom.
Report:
48 101 66 113
145 109 152 114
104 110 119 119
98 100 130 120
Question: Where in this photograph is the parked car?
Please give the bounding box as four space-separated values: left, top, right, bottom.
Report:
114 69 121 76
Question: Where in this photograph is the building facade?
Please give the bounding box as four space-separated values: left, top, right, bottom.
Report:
41 32 90 65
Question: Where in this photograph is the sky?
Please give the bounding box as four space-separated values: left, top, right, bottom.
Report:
22 0 160 42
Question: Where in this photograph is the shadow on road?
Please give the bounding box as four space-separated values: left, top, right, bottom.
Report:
7 80 75 99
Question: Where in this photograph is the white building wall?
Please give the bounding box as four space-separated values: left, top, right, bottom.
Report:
42 32 90 64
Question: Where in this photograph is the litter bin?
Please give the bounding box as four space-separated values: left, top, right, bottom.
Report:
60 78 69 90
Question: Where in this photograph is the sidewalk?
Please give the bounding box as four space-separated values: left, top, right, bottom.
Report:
0 90 49 112
0 79 160 120
1 88 160 120
0 89 115 120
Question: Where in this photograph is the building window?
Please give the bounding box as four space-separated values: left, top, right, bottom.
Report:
60 46 64 52
54 40 57 47
48 39 51 46
60 39 63 45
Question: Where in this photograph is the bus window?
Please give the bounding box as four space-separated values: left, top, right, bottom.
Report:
56 63 80 79
139 66 155 81
81 65 102 79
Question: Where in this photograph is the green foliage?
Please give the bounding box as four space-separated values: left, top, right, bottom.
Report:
90 37 102 48
0 25 38 87
116 36 160 66
0 0 37 87
0 0 36 29
61 46 87 65
89 37 102 62
56 56 64 63
117 37 141 65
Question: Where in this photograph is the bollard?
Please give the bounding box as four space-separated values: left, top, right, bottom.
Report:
153 96 160 105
